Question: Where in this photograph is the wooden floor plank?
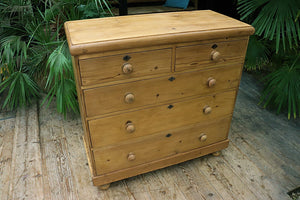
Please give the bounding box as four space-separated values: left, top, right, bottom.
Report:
39 105 79 200
104 180 136 200
132 170 188 200
61 116 109 200
123 176 153 200
222 143 291 200
25 104 44 200
8 105 44 200
166 162 224 200
8 108 27 200
39 102 66 142
0 118 15 200
197 155 259 200
153 168 202 200
231 99 300 186
40 137 79 200
232 109 300 173
237 73 300 148
229 129 298 194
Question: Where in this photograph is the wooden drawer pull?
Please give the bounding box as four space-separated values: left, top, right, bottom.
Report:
207 77 216 87
127 152 136 161
211 51 221 61
124 93 135 104
199 133 207 142
203 105 212 114
122 63 133 74
125 122 135 133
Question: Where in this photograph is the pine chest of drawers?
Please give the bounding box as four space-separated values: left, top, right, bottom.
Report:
65 10 254 188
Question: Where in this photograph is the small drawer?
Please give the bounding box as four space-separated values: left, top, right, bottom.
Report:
79 48 172 86
93 117 231 175
175 39 248 72
84 64 242 117
88 90 236 148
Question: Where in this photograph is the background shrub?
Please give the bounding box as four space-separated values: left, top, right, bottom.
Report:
0 0 113 116
238 0 300 119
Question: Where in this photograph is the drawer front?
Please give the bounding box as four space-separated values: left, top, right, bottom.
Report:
93 117 231 175
79 48 172 86
88 90 236 148
175 39 248 72
84 64 242 117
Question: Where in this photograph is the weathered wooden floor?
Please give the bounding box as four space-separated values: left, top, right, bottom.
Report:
0 72 299 200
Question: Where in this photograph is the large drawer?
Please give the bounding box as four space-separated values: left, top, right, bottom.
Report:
88 90 236 148
79 48 172 86
84 64 242 117
93 117 231 175
175 39 248 72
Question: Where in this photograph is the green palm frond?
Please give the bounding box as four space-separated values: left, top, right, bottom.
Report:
0 0 113 115
0 35 27 72
42 42 78 116
44 78 79 117
0 0 34 22
259 54 300 119
0 71 40 110
95 0 114 16
45 42 73 87
238 0 300 53
244 35 270 70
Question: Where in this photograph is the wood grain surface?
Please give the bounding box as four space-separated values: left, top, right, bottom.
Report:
93 117 231 175
84 64 242 117
175 39 248 71
79 48 172 86
64 10 254 55
88 90 236 148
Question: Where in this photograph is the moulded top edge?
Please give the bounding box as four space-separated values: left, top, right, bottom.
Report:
65 10 254 56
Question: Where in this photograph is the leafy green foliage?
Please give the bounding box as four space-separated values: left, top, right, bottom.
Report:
0 0 113 116
238 0 300 53
42 42 79 116
244 36 270 70
260 55 300 119
238 0 300 119
0 34 40 109
0 71 40 109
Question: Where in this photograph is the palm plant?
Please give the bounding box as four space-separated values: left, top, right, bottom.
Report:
0 0 113 116
260 54 300 119
237 0 300 119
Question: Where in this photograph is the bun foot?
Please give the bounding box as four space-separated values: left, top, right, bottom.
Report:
212 151 221 157
99 183 110 190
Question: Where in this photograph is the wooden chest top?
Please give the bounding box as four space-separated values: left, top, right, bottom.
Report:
65 10 254 55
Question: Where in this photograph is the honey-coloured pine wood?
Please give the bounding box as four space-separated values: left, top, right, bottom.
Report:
64 10 254 55
92 140 230 186
79 48 172 86
175 39 249 71
88 90 236 148
84 64 242 117
65 10 254 186
93 117 231 175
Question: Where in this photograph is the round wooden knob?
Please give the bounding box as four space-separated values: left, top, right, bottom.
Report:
125 122 135 133
211 51 221 61
203 106 212 114
122 63 133 74
127 152 136 161
207 77 216 87
199 134 207 142
124 93 135 103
